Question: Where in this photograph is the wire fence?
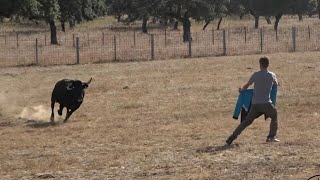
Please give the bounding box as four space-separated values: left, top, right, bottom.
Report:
0 26 320 67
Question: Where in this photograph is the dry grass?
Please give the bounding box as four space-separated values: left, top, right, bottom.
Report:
1 51 320 179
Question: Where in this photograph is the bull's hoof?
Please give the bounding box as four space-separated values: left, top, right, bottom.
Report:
50 116 54 122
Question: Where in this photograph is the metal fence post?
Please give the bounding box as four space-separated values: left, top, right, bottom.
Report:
292 27 297 52
113 36 117 61
188 33 192 57
244 26 247 43
164 29 167 47
76 37 80 64
35 38 39 64
212 29 215 45
308 25 311 40
223 29 227 55
133 30 136 47
87 32 90 46
102 32 105 46
151 34 155 60
16 33 19 48
118 32 121 47
260 28 263 52
72 34 75 48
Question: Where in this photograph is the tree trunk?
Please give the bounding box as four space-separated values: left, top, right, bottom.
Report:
240 13 245 20
142 17 148 33
265 16 271 24
173 21 179 30
217 17 223 30
182 18 191 42
274 14 283 31
117 15 121 22
298 14 303 21
49 20 58 45
203 20 211 30
61 21 66 32
254 16 259 29
318 0 320 19
69 20 75 29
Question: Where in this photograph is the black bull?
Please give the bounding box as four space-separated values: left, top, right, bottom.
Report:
50 78 92 122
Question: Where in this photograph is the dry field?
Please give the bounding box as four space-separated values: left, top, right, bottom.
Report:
0 51 320 179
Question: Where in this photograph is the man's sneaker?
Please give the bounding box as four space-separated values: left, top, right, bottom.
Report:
226 135 236 145
266 137 280 143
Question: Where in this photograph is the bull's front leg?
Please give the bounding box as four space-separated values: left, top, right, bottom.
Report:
50 101 55 122
64 108 74 123
58 104 63 116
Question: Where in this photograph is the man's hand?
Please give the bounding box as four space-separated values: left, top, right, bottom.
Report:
239 82 251 93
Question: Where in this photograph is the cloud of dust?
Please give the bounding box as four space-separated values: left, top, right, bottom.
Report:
17 105 51 121
0 92 14 116
0 91 53 121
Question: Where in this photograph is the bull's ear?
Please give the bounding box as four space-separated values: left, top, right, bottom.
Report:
66 82 74 91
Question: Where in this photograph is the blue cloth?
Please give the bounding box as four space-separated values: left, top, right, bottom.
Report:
233 85 277 120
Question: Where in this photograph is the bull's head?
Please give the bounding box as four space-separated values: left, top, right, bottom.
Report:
66 78 92 102
82 78 92 89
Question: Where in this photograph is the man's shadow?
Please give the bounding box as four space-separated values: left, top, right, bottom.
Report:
197 144 239 154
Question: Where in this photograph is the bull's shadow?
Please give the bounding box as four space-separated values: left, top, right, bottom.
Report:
25 119 60 128
196 144 239 154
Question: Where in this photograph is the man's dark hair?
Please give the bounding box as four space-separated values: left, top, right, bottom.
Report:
259 56 269 68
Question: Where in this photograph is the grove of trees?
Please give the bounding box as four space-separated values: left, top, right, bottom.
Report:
0 0 319 44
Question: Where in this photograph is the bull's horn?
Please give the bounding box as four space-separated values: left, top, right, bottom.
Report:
86 78 92 84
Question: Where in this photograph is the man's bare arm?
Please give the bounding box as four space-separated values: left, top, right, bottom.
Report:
239 82 252 92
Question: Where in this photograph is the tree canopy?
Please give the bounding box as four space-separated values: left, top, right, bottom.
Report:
1 0 319 43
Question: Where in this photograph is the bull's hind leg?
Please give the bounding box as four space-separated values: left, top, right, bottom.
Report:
50 101 55 122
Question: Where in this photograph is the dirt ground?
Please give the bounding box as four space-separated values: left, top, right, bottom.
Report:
0 52 320 179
